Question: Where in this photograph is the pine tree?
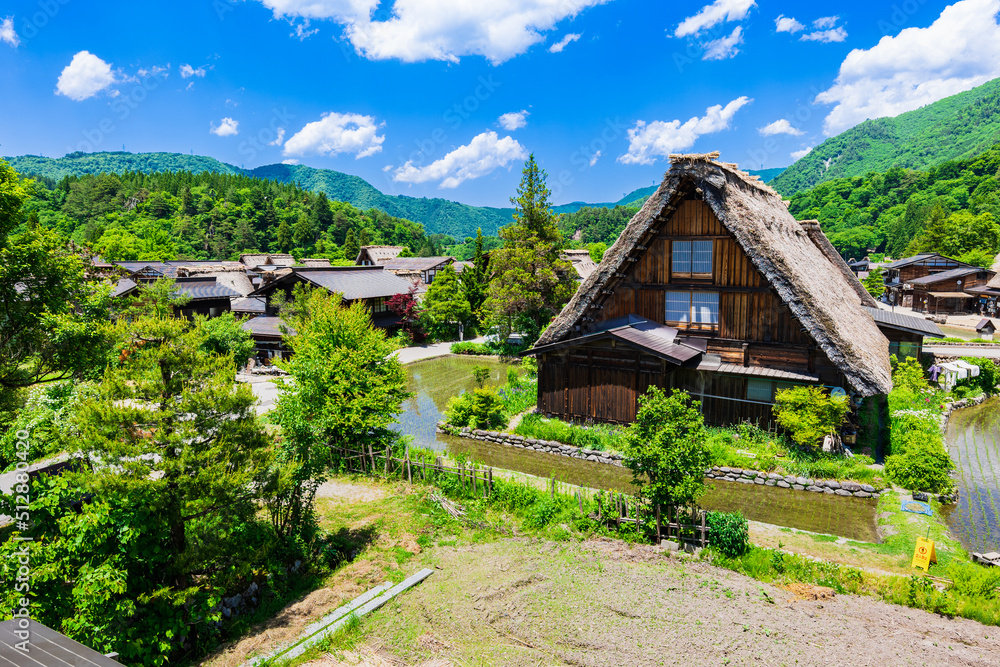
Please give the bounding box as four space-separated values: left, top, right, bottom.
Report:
310 192 333 232
293 213 314 250
482 155 575 344
276 216 293 253
358 228 371 247
343 228 359 261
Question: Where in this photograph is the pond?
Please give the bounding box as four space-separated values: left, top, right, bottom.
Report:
941 398 1000 554
394 354 879 542
936 325 979 341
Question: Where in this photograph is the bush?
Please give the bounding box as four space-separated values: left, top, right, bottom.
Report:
198 311 254 367
958 357 1000 396
445 387 507 429
707 511 750 558
948 562 1000 600
892 357 928 393
450 341 492 355
773 385 849 449
885 446 955 494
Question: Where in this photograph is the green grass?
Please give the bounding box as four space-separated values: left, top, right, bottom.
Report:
513 413 627 453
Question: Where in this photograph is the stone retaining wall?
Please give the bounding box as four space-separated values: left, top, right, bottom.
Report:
437 422 886 498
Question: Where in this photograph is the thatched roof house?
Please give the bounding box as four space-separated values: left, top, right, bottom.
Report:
356 245 405 266
531 153 892 426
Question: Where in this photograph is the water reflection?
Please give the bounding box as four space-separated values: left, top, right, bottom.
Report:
943 398 1000 553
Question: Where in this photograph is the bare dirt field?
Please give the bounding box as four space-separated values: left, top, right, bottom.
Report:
201 478 1000 667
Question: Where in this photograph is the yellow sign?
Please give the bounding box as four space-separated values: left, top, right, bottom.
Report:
911 537 937 572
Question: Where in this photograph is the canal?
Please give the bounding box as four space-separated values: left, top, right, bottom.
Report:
942 398 1000 554
394 355 879 542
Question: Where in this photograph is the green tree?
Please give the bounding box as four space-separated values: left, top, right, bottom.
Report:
482 155 576 343
198 311 255 367
772 385 850 449
276 216 293 252
461 228 489 323
293 213 315 250
422 264 471 340
343 228 359 262
619 387 712 508
863 266 886 298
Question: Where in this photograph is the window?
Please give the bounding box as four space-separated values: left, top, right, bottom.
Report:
370 297 389 314
665 291 719 328
889 341 920 360
672 240 713 279
746 379 773 403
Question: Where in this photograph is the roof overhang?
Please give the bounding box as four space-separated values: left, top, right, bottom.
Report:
524 316 705 365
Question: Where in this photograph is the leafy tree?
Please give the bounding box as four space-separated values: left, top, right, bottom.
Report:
482 155 576 343
772 385 849 449
387 286 425 343
198 311 255 367
460 228 489 323
445 387 506 429
863 266 886 298
422 264 471 340
619 387 712 508
587 241 608 262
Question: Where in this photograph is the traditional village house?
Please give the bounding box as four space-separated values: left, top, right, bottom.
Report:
239 253 296 270
527 153 893 427
562 248 599 281
862 307 944 359
967 271 1000 316
355 245 405 266
881 253 978 307
908 266 996 316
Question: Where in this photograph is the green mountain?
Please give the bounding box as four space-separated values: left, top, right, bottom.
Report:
772 77 1000 195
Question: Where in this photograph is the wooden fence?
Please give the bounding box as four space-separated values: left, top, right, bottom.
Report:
339 444 710 548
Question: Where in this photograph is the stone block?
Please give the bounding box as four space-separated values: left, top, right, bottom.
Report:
834 489 852 496
777 481 790 488
661 540 680 551
754 477 765 485
792 484 805 491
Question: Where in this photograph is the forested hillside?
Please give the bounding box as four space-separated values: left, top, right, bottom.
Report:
787 141 1000 266
21 169 437 262
773 77 1000 195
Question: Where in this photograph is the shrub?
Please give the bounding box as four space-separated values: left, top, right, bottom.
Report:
707 511 750 558
958 357 1000 396
198 311 255 367
445 387 506 430
885 446 955 494
772 385 849 449
948 562 1000 600
450 341 492 355
892 357 928 393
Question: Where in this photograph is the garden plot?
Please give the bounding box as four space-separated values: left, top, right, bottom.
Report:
944 398 1000 553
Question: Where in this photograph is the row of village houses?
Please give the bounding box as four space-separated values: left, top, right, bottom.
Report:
848 253 1000 318
100 153 993 433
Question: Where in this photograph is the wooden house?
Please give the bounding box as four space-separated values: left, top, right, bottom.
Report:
247 265 414 329
241 316 295 362
863 307 943 359
379 256 454 289
112 276 242 319
908 267 995 315
356 245 405 266
562 249 599 281
881 253 976 307
527 153 892 427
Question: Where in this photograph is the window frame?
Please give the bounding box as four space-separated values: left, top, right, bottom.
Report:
664 290 719 331
671 239 714 280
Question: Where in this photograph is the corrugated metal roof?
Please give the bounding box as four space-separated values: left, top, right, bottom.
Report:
251 266 414 301
111 277 138 298
383 256 454 272
0 619 122 667
881 253 939 269
908 266 984 284
174 280 244 301
241 316 292 338
862 307 944 338
716 363 820 382
526 317 703 364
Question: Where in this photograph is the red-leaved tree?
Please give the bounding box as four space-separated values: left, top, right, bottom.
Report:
388 286 425 343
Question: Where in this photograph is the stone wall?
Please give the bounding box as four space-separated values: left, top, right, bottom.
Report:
437 422 887 498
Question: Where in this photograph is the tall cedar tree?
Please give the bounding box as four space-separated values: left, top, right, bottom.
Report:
422 264 472 339
483 155 575 343
343 228 360 261
461 227 489 323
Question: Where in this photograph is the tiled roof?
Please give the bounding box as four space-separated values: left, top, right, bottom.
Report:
715 364 821 382
174 279 244 301
242 316 294 338
382 256 454 272
908 266 986 285
250 266 414 301
111 277 138 297
232 297 266 313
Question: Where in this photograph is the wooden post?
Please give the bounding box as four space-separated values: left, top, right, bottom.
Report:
577 491 583 514
656 504 661 543
550 478 555 500
367 443 376 474
435 456 443 474
701 510 707 548
383 447 390 477
615 493 621 530
406 449 412 484
488 467 493 495
472 464 478 495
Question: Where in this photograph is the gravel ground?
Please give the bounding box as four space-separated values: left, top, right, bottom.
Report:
360 538 1000 666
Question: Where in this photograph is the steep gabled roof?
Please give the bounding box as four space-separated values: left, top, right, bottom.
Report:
356 245 405 264
562 249 599 281
537 152 892 397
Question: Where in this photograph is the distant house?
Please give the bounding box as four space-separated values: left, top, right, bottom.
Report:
380 256 454 289
977 318 997 340
562 249 599 281
239 253 296 270
112 275 243 318
356 245 405 266
248 265 414 328
863 307 944 359
241 316 295 362
908 266 996 315
967 272 1000 315
110 260 253 318
881 253 977 307
527 153 891 427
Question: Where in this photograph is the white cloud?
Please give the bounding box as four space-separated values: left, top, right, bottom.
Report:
283 112 385 158
137 64 170 78
675 0 755 37
392 131 527 188
211 117 240 137
801 27 847 43
702 26 743 60
1 16 19 47
589 150 601 166
549 32 581 53
55 51 117 101
790 146 813 160
816 0 1000 135
257 0 608 64
282 158 299 165
292 19 319 40
813 16 839 29
269 127 286 146
498 110 529 131
775 14 804 33
180 64 206 78
618 96 752 165
758 118 804 136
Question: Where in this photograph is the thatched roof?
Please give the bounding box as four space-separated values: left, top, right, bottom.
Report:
356 245 405 265
562 249 598 280
537 152 892 397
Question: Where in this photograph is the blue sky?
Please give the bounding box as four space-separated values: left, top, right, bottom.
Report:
2 0 998 207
